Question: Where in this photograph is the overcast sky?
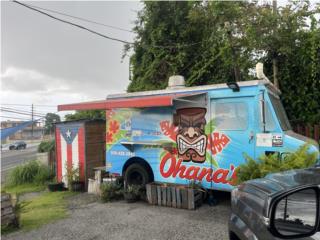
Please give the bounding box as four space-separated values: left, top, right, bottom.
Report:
1 1 142 120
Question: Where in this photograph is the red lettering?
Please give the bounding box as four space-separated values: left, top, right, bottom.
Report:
185 166 200 180
196 168 213 182
212 168 229 184
159 155 236 186
172 159 186 178
228 165 238 186
159 152 175 178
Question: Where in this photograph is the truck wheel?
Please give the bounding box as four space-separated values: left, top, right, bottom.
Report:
124 163 151 186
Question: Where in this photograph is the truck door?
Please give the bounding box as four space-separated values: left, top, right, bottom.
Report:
209 97 255 190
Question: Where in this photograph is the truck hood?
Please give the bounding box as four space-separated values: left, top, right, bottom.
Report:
285 130 319 150
245 167 320 197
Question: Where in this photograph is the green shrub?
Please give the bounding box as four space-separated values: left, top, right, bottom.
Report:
100 181 123 202
236 144 318 184
124 185 141 195
7 160 53 186
38 140 55 153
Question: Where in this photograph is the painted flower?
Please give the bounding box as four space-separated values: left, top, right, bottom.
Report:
160 121 177 141
106 132 113 143
206 132 230 156
106 110 115 120
171 147 178 155
109 120 120 134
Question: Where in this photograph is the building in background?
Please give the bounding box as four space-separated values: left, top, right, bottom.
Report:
0 120 44 141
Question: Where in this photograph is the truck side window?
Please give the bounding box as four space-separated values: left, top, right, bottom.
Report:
259 102 276 132
213 102 248 130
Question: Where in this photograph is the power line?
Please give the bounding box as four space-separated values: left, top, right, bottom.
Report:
0 115 33 121
24 2 134 33
1 107 44 115
12 0 205 49
1 103 56 107
1 109 45 118
1 106 49 115
13 0 133 45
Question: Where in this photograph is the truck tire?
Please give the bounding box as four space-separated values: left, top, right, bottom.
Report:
124 163 151 186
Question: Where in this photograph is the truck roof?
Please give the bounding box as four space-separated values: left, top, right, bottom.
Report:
58 79 279 111
107 79 280 99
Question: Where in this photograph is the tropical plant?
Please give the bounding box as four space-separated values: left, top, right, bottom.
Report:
236 143 318 184
123 185 142 203
65 164 80 188
100 181 123 202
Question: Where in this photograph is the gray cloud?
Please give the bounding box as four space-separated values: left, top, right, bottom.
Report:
1 1 142 104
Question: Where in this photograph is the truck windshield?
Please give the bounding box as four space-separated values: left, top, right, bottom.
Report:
268 93 292 131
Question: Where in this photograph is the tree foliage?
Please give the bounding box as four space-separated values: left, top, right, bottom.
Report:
64 110 105 121
44 113 61 134
126 1 320 124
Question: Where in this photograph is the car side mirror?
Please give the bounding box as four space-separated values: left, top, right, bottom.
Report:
270 187 320 239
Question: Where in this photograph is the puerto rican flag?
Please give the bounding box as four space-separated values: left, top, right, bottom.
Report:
55 124 85 186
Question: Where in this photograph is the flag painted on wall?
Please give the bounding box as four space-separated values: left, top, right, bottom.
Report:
55 123 85 186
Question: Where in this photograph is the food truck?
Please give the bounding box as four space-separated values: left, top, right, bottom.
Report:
58 66 319 192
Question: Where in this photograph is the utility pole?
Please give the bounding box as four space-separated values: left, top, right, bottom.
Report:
31 103 34 139
272 0 279 90
225 21 241 82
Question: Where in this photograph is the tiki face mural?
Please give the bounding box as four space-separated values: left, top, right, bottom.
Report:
175 108 207 163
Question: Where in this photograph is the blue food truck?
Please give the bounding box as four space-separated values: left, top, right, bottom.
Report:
58 68 319 192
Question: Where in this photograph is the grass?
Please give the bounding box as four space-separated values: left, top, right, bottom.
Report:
3 183 46 195
19 191 77 231
1 190 77 234
7 160 53 186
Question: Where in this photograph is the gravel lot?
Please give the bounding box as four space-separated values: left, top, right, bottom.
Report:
3 192 231 240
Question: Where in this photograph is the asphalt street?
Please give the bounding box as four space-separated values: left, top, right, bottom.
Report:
1 144 39 183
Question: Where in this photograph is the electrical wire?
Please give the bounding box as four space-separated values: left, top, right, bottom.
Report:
1 109 46 118
0 115 33 121
1 107 46 116
12 0 205 49
1 103 56 107
13 0 133 45
23 2 134 33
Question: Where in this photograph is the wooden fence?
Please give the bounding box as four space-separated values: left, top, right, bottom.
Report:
292 124 319 143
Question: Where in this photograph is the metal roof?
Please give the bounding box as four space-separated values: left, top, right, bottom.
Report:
107 79 280 99
58 79 280 112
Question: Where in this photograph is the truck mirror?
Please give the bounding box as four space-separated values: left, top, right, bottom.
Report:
270 187 320 239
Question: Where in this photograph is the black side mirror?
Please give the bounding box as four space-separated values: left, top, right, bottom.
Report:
270 187 320 239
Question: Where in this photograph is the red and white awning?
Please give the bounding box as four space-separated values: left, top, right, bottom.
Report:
58 92 207 111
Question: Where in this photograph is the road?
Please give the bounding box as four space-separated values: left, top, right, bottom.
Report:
1 144 39 183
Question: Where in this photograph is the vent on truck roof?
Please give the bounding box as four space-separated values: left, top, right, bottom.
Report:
167 75 185 89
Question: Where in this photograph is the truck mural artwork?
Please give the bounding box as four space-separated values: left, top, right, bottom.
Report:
159 153 237 185
57 65 319 192
158 115 236 185
175 108 208 163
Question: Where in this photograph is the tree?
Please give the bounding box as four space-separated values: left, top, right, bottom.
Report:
126 1 319 125
64 110 105 121
45 113 61 135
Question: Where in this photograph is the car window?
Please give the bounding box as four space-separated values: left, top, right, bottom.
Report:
212 102 248 130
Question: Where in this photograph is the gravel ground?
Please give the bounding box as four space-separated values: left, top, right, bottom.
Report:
3 192 231 240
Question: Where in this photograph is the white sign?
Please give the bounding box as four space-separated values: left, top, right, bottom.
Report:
256 133 272 147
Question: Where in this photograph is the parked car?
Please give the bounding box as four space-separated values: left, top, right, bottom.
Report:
229 166 320 240
9 141 27 150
